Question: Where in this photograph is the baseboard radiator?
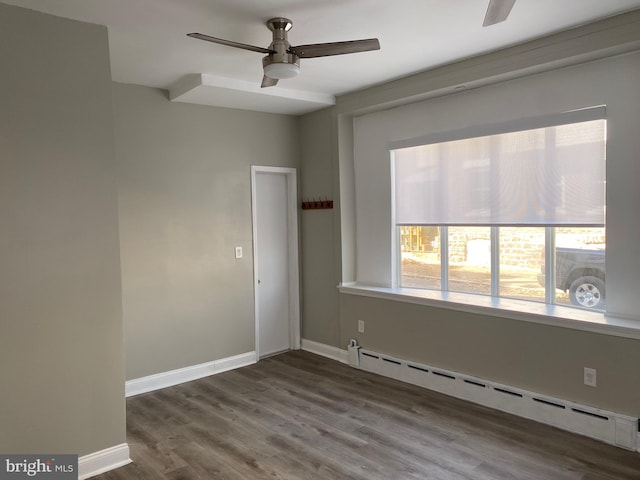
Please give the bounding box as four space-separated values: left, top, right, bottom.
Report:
357 348 638 452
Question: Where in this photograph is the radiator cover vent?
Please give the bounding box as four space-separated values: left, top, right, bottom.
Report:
357 348 638 452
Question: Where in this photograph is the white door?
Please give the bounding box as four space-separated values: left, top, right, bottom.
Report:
251 166 300 359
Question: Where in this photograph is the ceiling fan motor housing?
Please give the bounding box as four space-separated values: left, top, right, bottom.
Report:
263 17 300 79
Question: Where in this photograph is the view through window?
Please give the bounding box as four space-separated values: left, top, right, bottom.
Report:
399 226 606 309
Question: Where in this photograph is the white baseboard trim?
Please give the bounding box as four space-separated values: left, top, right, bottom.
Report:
301 338 349 364
357 348 639 452
79 443 131 479
126 351 256 397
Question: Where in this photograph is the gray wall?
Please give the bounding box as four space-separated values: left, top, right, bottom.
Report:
0 4 126 455
112 84 300 380
299 110 340 346
299 11 640 416
340 295 640 416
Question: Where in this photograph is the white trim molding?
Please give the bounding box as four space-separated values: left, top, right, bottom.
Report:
301 338 349 364
79 443 131 479
251 166 301 358
125 351 256 397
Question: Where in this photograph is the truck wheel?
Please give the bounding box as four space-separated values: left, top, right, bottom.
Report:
569 276 605 309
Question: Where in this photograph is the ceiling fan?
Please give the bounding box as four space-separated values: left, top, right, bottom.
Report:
483 0 517 27
187 18 380 88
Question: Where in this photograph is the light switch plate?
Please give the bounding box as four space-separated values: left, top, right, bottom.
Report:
235 246 242 259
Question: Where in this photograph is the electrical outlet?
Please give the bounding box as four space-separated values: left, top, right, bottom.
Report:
584 367 597 387
358 320 365 333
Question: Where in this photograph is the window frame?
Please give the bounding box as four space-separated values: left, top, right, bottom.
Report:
391 107 607 312
396 225 561 304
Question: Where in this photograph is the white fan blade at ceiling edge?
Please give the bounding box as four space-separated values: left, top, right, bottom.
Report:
483 0 517 27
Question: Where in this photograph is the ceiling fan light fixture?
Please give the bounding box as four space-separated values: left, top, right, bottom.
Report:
262 52 301 80
263 61 300 79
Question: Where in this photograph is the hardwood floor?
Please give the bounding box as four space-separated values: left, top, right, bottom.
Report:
94 351 640 479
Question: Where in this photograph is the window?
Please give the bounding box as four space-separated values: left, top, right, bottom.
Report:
392 108 606 311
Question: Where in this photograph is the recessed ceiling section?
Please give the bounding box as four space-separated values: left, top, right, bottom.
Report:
169 74 335 115
4 0 640 115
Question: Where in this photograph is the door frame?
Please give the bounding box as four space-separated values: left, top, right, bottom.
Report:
251 165 300 359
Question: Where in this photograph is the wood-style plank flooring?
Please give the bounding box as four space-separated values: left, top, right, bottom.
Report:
94 351 640 479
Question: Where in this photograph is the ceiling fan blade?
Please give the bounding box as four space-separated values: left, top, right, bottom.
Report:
187 33 274 54
261 75 279 88
289 38 380 58
483 0 516 26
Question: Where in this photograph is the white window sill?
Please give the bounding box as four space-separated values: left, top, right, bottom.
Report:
337 283 640 339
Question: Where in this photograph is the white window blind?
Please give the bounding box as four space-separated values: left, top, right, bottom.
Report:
392 109 606 226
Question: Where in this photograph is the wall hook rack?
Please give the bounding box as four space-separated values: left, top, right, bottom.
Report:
301 198 333 210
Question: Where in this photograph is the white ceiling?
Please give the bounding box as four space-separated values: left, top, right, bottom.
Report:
4 0 640 114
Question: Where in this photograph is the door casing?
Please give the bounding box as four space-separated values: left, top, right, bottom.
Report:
251 165 300 359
